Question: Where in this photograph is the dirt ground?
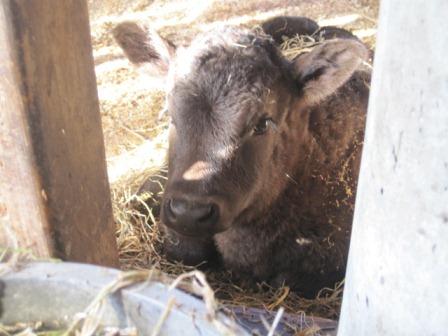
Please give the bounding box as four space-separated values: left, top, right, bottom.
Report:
88 0 379 321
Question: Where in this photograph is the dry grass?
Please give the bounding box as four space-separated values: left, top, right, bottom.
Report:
280 34 321 60
112 167 167 270
88 0 379 326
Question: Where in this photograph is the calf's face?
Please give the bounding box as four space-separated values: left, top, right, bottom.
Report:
113 23 367 241
162 31 294 238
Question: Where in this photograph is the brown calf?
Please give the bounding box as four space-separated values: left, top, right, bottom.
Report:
114 17 370 297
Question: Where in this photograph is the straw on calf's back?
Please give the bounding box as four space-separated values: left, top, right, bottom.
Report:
113 16 370 297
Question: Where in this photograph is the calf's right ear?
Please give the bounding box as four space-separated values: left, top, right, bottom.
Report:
292 39 368 106
112 22 175 76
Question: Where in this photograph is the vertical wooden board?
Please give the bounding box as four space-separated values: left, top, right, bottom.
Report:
0 0 118 266
0 3 53 257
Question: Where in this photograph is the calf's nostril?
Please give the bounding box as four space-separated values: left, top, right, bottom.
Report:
197 203 215 221
168 198 188 217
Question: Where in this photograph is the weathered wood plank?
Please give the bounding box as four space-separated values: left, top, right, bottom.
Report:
0 0 118 266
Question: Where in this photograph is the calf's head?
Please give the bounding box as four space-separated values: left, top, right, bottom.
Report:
114 23 367 239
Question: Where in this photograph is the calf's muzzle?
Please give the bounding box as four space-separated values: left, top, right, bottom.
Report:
162 197 220 236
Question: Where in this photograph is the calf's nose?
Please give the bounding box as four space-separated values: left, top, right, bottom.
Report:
163 198 219 236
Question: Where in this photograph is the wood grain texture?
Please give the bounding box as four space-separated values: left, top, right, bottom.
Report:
0 0 118 266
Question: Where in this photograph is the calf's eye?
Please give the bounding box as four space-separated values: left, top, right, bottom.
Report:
253 118 274 135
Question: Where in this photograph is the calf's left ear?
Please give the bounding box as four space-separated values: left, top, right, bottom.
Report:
293 39 368 105
112 21 175 76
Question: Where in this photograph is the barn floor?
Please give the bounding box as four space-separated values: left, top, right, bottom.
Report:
88 0 379 323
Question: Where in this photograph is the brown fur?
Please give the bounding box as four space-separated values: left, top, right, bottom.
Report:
214 71 369 295
114 17 370 297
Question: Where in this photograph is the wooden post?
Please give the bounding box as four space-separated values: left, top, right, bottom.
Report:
0 1 118 266
338 1 448 335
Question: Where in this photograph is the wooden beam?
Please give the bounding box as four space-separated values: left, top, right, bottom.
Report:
0 0 118 266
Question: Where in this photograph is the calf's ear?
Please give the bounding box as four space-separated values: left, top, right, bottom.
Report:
112 22 175 76
262 16 319 45
293 39 368 105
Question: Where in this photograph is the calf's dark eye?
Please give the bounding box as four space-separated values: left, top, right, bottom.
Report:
253 118 268 135
253 118 272 135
